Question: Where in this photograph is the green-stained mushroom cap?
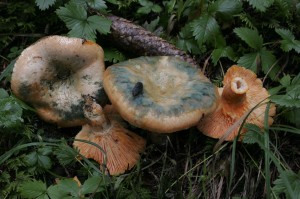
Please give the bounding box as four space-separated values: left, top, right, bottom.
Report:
11 35 106 127
103 56 219 133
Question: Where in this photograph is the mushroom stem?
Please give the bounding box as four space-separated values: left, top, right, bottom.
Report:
221 77 249 105
83 95 110 131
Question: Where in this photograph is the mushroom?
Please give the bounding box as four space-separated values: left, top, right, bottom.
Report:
103 56 219 133
11 35 106 127
73 95 146 175
197 65 276 141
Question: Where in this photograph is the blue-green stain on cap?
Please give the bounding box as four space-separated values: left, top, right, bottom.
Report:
107 56 218 118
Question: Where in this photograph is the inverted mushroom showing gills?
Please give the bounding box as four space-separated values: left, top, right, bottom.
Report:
73 95 146 175
11 35 106 127
197 65 276 141
103 56 219 133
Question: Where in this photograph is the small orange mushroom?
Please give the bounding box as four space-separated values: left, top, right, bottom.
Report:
73 95 146 175
197 65 276 141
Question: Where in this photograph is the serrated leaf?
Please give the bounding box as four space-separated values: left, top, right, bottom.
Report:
273 170 300 199
104 48 126 63
137 6 151 14
280 75 291 87
0 96 23 128
271 95 300 108
237 52 258 72
237 48 278 79
47 185 70 199
56 2 87 29
246 0 274 12
139 0 152 7
72 0 107 10
86 0 107 10
210 0 242 16
81 176 106 194
25 151 38 166
19 180 47 198
25 148 52 170
56 2 111 40
242 124 264 144
211 46 236 65
35 0 56 10
275 28 300 53
276 28 295 40
54 143 78 165
259 48 278 79
58 179 80 196
191 14 219 46
152 4 162 13
37 155 52 169
234 27 263 50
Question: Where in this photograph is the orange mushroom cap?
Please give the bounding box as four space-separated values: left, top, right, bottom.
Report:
197 65 276 141
73 96 146 175
11 35 106 127
103 56 219 133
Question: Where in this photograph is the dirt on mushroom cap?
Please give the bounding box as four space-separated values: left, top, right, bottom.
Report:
11 35 106 127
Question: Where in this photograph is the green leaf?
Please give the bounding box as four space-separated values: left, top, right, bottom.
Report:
86 0 107 10
0 94 23 128
211 46 236 65
152 4 162 13
138 0 152 7
210 0 242 16
259 48 278 79
88 15 111 35
191 14 220 46
104 48 126 64
56 2 111 40
19 180 47 199
177 24 201 54
280 75 291 87
47 185 70 199
35 0 56 10
273 170 300 199
54 143 78 166
237 52 258 72
0 88 9 98
0 59 15 82
237 48 278 79
270 95 300 108
56 2 87 29
58 179 80 197
25 147 52 170
81 176 106 194
282 108 300 128
137 6 151 14
270 73 300 113
37 155 52 169
246 0 274 12
275 28 300 53
234 27 263 50
242 124 264 144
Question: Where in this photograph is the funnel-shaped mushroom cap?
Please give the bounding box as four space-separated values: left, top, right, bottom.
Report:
103 56 219 133
197 65 276 141
11 35 106 127
73 97 146 175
